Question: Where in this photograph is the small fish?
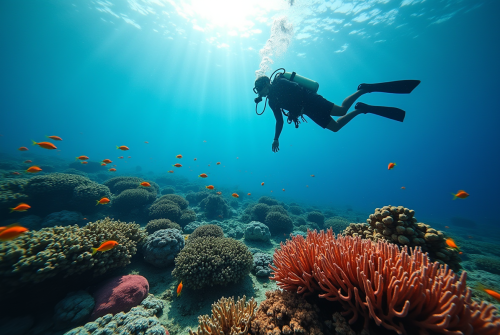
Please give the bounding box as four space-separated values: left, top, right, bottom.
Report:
144 141 149 144
32 141 57 150
24 160 32 163
306 185 309 188
177 281 183 297
203 140 207 143
247 193 251 196
261 182 264 186
216 162 221 165
176 155 183 159
270 190 273 193
83 218 88 220
26 166 42 173
46 136 63 141
236 157 239 159
76 156 89 160
11 172 21 175
206 185 215 190
452 190 469 200
282 188 285 191
445 226 450 229
401 186 406 190
168 170 174 173
194 158 197 161
0 223 20 233
479 285 500 302
445 238 460 250
102 159 112 164
0 226 29 241
310 174 315 177
18 147 29 151
218 215 223 218
109 168 116 172
232 193 239 198
183 234 189 241
199 173 208 178
10 203 31 213
173 163 182 168
117 146 129 151
118 156 124 159
101 163 107 166
388 162 396 170
96 197 110 205
140 182 151 187
81 161 88 165
91 240 119 255
216 191 222 195
208 164 210 167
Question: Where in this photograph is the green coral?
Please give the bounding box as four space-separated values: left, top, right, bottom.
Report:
145 219 181 234
173 237 253 290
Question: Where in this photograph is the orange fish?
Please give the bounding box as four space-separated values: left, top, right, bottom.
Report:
81 161 88 165
46 136 62 141
173 163 182 168
24 160 32 163
91 240 119 255
388 162 396 170
101 163 107 166
177 281 183 297
168 170 174 173
247 193 251 196
11 172 21 175
445 238 460 250
102 159 112 164
18 147 29 151
216 162 221 165
96 197 110 205
0 223 20 233
310 174 315 177
10 203 31 213
216 191 222 195
206 185 215 190
261 182 264 186
109 168 116 172
232 193 239 198
199 173 208 178
118 156 124 159
144 141 149 144
26 166 42 173
194 158 197 161
482 287 500 302
176 155 183 159
452 190 469 200
444 226 450 229
76 156 89 160
0 226 29 241
401 186 406 190
32 141 57 150
117 146 129 151
282 188 285 191
140 182 151 187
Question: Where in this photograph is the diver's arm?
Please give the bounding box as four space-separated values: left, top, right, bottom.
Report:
272 107 283 152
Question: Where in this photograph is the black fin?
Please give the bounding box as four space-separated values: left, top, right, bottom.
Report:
358 80 421 94
355 102 406 122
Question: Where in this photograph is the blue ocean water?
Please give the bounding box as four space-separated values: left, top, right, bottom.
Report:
2 0 499 227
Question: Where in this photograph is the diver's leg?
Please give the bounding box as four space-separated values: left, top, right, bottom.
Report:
325 110 363 132
330 89 368 116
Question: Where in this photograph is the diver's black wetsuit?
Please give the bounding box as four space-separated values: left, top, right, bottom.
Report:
268 74 334 138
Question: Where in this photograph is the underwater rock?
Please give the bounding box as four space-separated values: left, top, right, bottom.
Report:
244 221 271 242
183 220 202 234
142 229 185 268
53 290 95 328
253 252 274 277
89 275 149 321
42 210 82 227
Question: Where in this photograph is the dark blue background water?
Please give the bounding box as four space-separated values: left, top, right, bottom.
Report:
1 0 499 227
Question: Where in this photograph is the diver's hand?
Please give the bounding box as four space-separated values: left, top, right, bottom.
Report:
272 140 279 153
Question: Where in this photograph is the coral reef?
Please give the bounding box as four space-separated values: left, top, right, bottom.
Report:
324 216 350 233
0 178 29 214
244 221 271 242
199 194 232 220
53 290 95 327
179 209 197 227
145 219 181 234
288 205 303 215
112 188 157 211
306 211 325 226
64 295 166 335
270 229 500 334
172 237 253 290
343 205 461 271
258 196 279 206
149 198 182 222
185 191 210 206
104 176 159 196
42 210 82 228
0 218 146 291
250 290 323 335
142 229 185 268
160 187 176 195
183 221 202 234
250 203 270 222
90 275 149 321
156 194 189 210
265 211 293 234
189 224 224 241
252 253 273 277
189 296 256 335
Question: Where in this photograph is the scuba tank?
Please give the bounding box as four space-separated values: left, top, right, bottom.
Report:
254 68 320 115
282 72 319 93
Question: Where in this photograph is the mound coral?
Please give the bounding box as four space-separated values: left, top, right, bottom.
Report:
288 205 304 215
270 229 500 334
251 203 270 222
104 176 159 196
199 194 231 220
112 188 157 211
172 237 253 290
189 224 224 241
265 211 293 234
250 290 323 335
142 229 185 268
189 296 256 335
186 191 210 206
0 178 29 214
145 219 181 234
148 198 182 222
156 194 189 210
179 209 197 227
307 211 325 225
258 196 279 206
324 216 350 233
0 218 146 291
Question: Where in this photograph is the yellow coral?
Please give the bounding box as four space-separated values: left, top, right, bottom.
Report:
189 296 256 335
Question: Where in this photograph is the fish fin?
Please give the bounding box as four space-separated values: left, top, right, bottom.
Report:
9 208 14 213
96 200 100 206
31 140 37 146
451 193 457 200
91 248 98 255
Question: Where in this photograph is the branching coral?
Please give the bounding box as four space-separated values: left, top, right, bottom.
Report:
270 229 500 335
189 296 256 335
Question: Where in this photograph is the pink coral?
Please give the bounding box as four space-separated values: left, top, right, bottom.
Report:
270 229 500 335
89 274 149 321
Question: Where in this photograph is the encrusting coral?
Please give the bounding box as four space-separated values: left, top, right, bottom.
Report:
0 218 146 291
270 229 500 335
189 296 256 335
250 290 324 335
343 205 461 271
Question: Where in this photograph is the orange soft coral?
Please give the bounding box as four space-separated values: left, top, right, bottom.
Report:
270 229 500 335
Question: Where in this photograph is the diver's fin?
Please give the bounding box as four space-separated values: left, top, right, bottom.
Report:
355 102 406 122
358 80 420 94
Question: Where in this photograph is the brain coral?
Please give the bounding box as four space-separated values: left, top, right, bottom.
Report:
172 237 253 290
270 229 500 334
142 229 185 268
0 217 146 292
145 219 181 234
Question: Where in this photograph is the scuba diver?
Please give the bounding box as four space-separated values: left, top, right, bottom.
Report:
253 69 420 152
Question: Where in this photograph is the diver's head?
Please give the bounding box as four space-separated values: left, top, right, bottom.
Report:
253 76 271 102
